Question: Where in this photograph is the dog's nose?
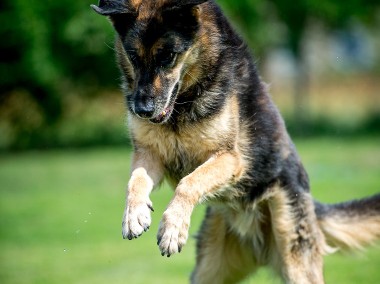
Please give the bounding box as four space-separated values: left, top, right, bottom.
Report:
134 96 155 118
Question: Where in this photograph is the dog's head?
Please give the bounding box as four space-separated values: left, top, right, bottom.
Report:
92 0 209 123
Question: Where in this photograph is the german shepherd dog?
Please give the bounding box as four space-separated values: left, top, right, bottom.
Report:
91 1 380 283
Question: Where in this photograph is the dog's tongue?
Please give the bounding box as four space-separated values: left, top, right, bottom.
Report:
152 106 172 123
160 109 168 117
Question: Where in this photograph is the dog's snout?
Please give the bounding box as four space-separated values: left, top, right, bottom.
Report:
134 95 155 118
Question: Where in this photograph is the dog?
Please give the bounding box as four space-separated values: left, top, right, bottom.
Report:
91 1 380 283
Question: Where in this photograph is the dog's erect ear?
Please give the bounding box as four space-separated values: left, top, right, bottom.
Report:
165 0 209 10
91 0 132 16
177 0 209 5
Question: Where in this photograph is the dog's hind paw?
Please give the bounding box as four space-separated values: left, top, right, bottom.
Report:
156 209 190 257
122 201 154 240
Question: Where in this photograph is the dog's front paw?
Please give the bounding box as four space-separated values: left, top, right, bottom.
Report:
122 200 154 240
157 208 190 257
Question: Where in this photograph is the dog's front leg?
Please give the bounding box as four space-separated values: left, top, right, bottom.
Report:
122 150 163 240
157 151 243 256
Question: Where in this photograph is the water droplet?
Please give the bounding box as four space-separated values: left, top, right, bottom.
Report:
88 212 92 215
84 220 88 223
64 249 67 253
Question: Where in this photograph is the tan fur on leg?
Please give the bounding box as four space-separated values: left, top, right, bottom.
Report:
157 151 243 256
122 149 164 240
268 187 327 284
191 207 256 284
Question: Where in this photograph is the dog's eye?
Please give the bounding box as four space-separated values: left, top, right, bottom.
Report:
156 51 177 68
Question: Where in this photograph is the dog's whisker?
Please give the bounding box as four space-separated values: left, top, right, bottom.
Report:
174 100 195 105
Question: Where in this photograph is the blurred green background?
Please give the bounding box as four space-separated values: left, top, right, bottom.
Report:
0 0 379 283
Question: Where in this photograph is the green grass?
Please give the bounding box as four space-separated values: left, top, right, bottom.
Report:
0 137 379 283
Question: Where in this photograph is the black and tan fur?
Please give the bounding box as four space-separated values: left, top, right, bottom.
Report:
91 1 380 283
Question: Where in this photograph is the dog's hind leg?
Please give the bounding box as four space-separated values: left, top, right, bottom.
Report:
191 207 256 284
268 187 328 284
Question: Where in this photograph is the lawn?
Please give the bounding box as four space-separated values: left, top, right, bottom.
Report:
0 137 379 284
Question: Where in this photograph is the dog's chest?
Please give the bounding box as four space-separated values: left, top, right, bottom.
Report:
130 116 235 180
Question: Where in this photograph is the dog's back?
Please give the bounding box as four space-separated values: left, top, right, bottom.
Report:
92 1 380 283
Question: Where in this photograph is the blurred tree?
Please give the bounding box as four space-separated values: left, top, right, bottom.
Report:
219 0 379 131
271 0 380 130
0 0 60 121
0 0 117 123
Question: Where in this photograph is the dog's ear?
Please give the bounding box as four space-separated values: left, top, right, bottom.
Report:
91 1 136 36
91 0 132 16
177 0 209 5
165 0 209 10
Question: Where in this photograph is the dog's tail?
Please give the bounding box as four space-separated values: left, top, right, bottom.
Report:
315 194 380 252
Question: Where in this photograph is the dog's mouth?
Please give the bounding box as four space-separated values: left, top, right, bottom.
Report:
150 105 174 124
149 83 178 124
